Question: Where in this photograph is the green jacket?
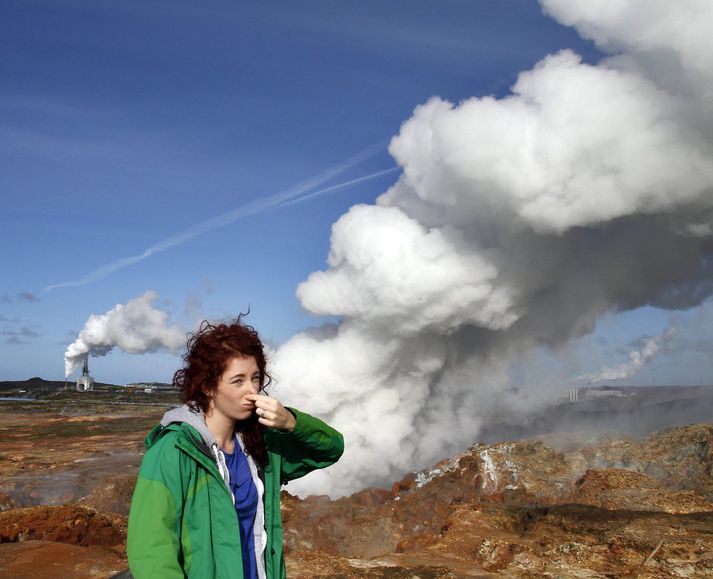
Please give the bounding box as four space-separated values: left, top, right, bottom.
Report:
127 405 343 579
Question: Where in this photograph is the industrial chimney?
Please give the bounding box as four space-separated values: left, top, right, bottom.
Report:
76 358 94 392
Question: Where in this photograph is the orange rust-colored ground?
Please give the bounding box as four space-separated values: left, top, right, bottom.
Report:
0 408 161 507
2 401 713 578
0 540 127 579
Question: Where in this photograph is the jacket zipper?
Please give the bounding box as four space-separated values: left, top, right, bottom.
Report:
172 427 233 498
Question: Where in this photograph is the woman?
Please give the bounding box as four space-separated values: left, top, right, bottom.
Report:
127 318 344 578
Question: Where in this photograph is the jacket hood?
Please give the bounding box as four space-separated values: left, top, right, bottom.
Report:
160 403 218 447
157 404 236 499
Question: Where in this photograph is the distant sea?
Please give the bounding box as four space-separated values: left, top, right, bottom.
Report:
0 396 43 402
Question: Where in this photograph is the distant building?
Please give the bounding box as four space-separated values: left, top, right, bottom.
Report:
76 358 94 392
125 382 176 393
585 386 624 399
567 385 627 403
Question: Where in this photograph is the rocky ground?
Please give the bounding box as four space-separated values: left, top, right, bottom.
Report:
0 396 164 578
280 425 713 577
0 397 712 578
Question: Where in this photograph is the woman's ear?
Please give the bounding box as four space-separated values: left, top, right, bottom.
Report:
204 392 215 413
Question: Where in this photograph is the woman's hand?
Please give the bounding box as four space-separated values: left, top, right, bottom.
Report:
246 394 296 432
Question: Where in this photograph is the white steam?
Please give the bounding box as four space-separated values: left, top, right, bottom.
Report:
64 291 186 377
298 204 519 334
578 326 677 383
274 0 713 497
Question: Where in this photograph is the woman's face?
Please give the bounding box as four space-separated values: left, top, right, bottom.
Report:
208 355 261 422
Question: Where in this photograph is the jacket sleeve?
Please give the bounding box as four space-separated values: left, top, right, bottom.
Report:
265 407 344 483
127 435 185 579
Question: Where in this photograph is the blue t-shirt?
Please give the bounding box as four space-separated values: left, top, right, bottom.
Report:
223 441 259 579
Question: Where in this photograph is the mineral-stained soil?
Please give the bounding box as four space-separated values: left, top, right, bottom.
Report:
1 398 712 577
0 541 128 579
0 408 160 508
0 504 126 547
281 425 713 577
0 401 160 578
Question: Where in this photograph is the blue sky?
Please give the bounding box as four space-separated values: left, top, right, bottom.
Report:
5 0 708 386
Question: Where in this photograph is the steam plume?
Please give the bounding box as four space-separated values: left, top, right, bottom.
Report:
274 0 713 497
578 326 676 383
64 291 185 377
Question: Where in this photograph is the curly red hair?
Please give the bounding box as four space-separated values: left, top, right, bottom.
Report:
173 315 270 466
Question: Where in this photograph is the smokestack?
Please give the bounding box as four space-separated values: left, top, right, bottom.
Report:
64 291 186 378
76 357 94 392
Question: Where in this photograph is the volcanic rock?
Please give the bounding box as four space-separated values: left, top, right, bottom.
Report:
281 423 713 576
571 468 713 514
77 474 136 516
2 398 713 577
0 492 16 512
0 504 126 547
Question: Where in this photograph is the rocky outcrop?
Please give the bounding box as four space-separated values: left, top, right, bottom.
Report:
0 505 126 547
281 424 713 577
571 468 713 514
77 474 136 516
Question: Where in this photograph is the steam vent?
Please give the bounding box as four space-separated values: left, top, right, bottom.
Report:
75 358 94 392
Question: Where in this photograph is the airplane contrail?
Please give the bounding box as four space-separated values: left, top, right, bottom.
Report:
43 145 397 292
277 166 398 209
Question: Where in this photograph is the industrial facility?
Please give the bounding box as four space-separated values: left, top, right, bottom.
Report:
75 358 94 392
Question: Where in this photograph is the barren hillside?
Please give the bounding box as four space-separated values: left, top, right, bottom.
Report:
1 400 711 577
